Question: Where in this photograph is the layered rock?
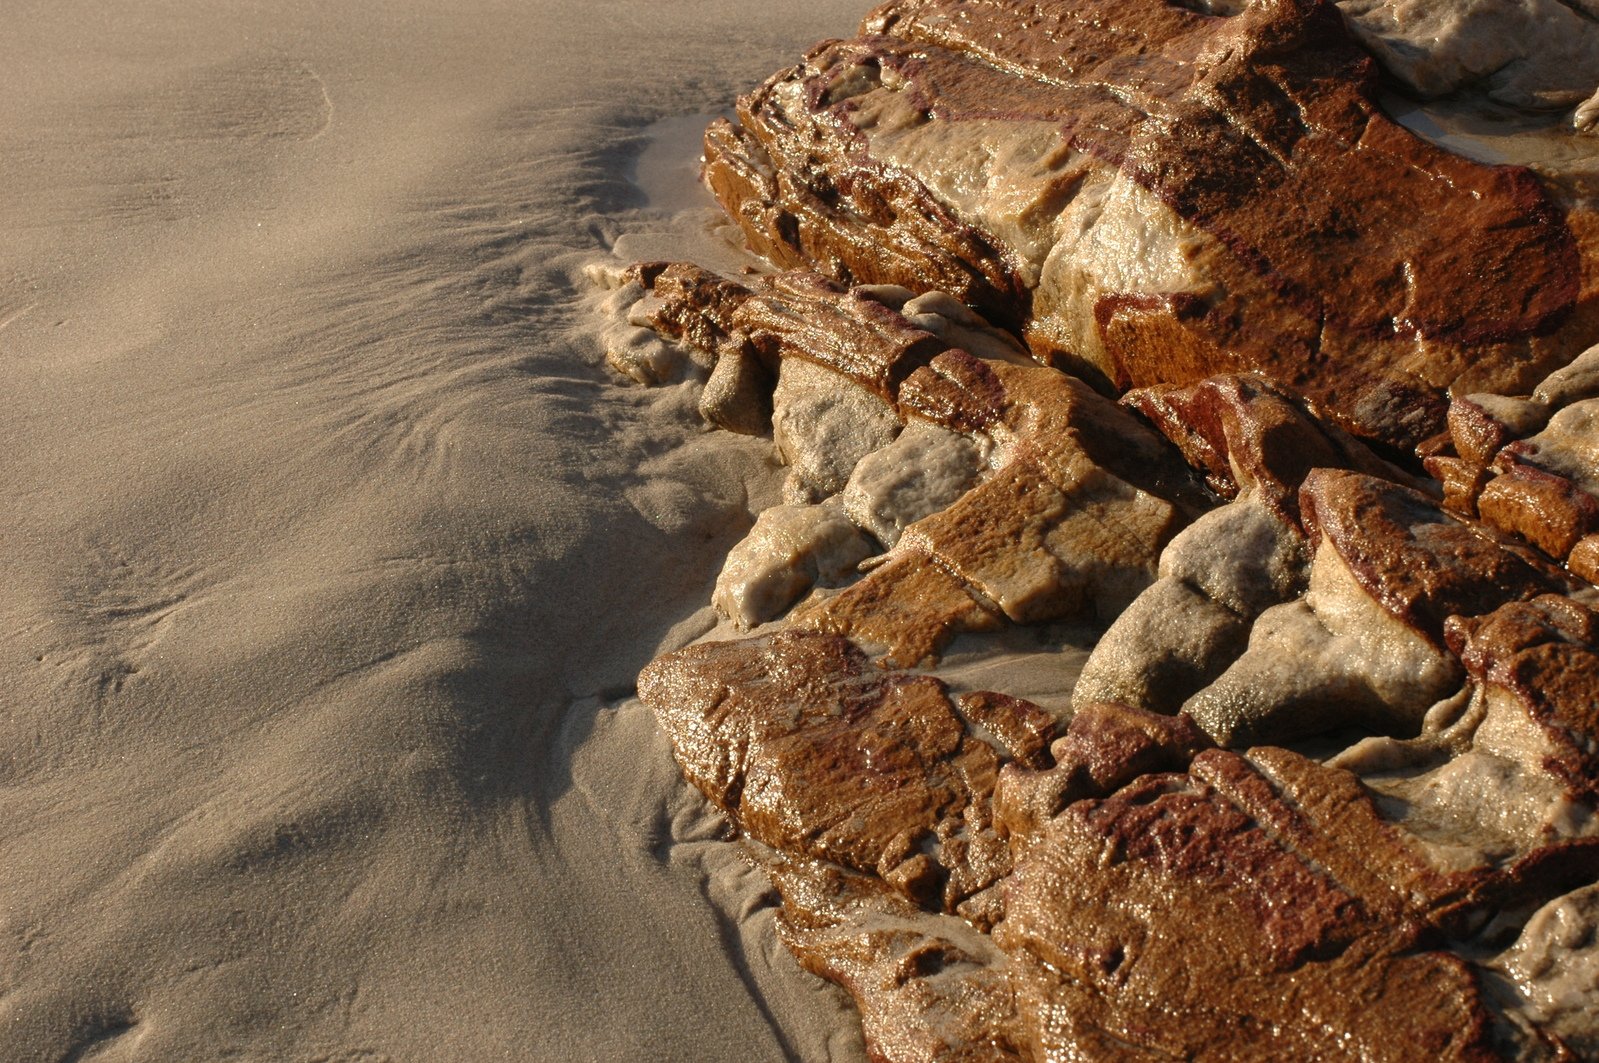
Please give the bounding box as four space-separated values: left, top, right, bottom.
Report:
609 269 1599 1061
1425 342 1599 584
619 262 1210 651
995 740 1599 1061
603 1 1599 1058
1075 374 1407 713
701 0 1599 448
639 632 1026 915
796 351 1206 664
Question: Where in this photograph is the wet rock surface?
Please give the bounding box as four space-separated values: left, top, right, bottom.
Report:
702 0 1599 449
605 0 1599 1057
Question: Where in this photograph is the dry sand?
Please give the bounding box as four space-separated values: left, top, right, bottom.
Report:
0 1 873 1058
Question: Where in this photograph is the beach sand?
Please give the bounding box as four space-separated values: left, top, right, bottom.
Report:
0 1 872 1058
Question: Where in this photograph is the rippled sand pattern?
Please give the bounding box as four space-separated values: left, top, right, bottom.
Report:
0 1 872 1059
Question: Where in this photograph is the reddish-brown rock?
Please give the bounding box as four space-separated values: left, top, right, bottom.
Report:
996 744 1599 1061
993 701 1213 850
795 353 1205 663
1300 469 1570 645
639 631 1027 912
762 852 1027 1063
630 264 947 400
703 0 1599 448
1125 373 1420 523
1447 595 1599 806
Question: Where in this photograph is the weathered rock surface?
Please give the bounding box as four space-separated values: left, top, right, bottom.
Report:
797 352 1205 664
1424 342 1599 580
712 502 874 628
1337 0 1599 115
840 420 987 549
607 3 1599 1058
1185 470 1570 745
1448 595 1599 807
610 266 1599 1060
638 631 1030 914
702 0 1599 448
1077 374 1407 713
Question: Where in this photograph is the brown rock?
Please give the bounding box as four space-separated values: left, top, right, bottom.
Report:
993 701 1213 850
633 264 949 402
1447 595 1599 805
795 354 1204 663
795 550 1004 669
1301 469 1569 645
1125 373 1418 524
761 852 1026 1063
1569 534 1599 584
704 0 1597 447
996 749 1507 1061
1448 394 1551 468
627 261 753 354
736 272 950 402
1425 453 1490 517
637 631 1012 911
1478 463 1599 560
955 690 1056 771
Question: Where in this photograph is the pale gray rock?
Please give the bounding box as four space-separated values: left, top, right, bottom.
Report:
1494 883 1599 1059
1338 0 1599 113
1073 494 1307 714
1184 542 1464 746
840 422 986 549
772 358 900 502
699 344 771 436
1157 494 1308 617
1534 342 1599 408
712 503 874 629
1070 578 1251 714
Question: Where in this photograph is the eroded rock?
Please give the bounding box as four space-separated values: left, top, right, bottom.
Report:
1185 471 1569 745
604 4 1599 1057
712 503 874 629
997 747 1512 1061
638 631 1028 913
797 353 1205 664
840 421 987 549
703 0 1599 448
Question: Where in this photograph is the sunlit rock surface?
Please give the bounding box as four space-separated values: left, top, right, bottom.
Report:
607 0 1599 1057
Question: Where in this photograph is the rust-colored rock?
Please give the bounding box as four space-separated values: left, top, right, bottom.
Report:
993 701 1213 850
1447 595 1599 806
1478 463 1599 560
795 353 1205 664
703 0 1599 447
737 272 951 402
627 261 753 354
1570 534 1599 585
796 550 1004 668
995 747 1572 1061
1423 355 1599 572
638 631 1020 912
611 5 1599 1057
1301 469 1570 645
955 690 1055 771
1125 373 1419 524
631 264 948 401
762 852 1026 1063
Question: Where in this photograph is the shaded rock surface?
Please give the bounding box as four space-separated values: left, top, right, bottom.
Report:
638 631 1033 916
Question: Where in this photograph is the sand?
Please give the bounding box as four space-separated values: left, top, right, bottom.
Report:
0 1 873 1058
